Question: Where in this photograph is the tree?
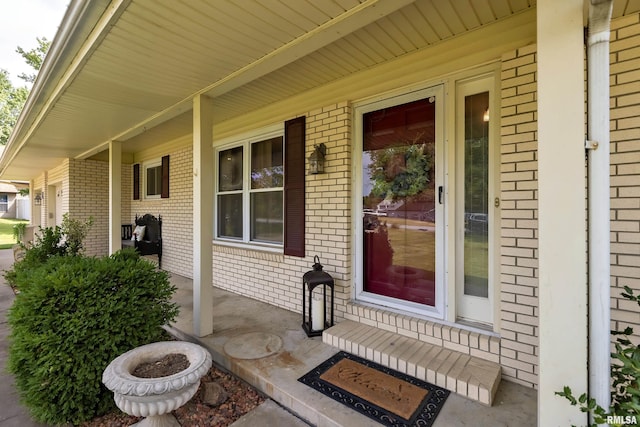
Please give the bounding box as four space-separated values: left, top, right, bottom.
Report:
0 37 50 145
15 37 51 84
0 70 29 145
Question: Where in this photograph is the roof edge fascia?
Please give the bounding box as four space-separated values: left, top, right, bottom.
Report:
0 0 125 179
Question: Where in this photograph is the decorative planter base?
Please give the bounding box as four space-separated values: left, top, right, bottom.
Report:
103 341 212 427
131 414 180 427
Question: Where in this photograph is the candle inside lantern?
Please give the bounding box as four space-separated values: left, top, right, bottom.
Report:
311 293 325 331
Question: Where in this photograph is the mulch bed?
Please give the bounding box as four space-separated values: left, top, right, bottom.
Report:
82 362 265 427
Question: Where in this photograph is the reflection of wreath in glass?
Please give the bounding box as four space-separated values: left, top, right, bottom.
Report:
369 137 433 200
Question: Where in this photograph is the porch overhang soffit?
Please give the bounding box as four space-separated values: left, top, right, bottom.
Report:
13 0 636 180
0 0 417 180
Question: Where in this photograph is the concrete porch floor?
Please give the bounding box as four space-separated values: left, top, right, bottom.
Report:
167 272 537 427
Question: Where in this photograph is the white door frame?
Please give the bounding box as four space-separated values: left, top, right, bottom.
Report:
454 74 499 327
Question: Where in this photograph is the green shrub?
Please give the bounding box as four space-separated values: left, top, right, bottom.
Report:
5 215 93 292
556 286 640 426
12 222 26 243
7 248 179 425
4 225 65 291
60 213 94 255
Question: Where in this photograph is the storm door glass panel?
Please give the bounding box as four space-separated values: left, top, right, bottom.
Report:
250 136 284 243
218 146 243 239
463 92 489 298
362 97 437 307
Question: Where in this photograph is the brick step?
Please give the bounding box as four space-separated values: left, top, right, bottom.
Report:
323 320 501 405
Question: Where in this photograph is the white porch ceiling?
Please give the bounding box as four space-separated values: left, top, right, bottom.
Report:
1 0 637 180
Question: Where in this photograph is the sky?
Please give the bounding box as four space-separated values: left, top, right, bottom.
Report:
0 0 69 86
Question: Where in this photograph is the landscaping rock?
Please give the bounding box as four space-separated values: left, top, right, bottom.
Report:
202 381 228 407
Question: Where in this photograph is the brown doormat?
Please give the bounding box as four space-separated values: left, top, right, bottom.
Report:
298 351 449 426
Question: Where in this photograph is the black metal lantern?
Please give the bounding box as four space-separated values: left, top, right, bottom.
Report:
34 192 42 206
302 255 335 337
308 143 326 174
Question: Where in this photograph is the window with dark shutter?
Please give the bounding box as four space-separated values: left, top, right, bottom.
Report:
161 155 170 198
215 131 283 245
133 163 140 200
284 117 305 257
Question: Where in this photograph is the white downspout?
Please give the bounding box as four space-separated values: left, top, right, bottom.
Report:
587 0 613 417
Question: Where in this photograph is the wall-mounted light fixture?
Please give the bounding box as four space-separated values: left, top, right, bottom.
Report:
483 108 490 122
34 192 42 206
308 143 326 175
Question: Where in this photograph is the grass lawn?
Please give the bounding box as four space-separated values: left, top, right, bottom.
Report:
0 218 29 249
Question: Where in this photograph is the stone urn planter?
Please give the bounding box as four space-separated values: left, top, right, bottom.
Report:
102 341 212 427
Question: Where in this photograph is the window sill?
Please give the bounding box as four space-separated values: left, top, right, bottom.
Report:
213 239 283 254
347 299 500 338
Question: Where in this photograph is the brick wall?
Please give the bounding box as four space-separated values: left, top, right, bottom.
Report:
490 12 640 386
68 159 109 257
31 146 192 273
499 44 539 387
305 102 352 319
610 14 640 343
130 146 193 277
212 102 352 316
24 13 638 393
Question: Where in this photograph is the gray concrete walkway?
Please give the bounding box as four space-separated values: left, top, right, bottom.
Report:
0 248 537 426
167 273 538 427
0 249 46 427
0 249 304 427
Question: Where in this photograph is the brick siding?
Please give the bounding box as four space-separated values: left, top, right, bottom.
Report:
27 12 640 393
499 44 539 387
130 146 194 278
213 103 352 316
610 14 640 344
68 159 109 257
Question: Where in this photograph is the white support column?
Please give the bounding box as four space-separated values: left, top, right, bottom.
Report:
109 141 122 255
29 180 35 222
193 94 214 337
537 0 588 425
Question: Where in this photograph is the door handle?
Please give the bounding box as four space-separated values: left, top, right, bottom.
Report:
438 186 444 204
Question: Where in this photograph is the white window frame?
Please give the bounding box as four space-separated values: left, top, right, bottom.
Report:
214 124 284 251
143 159 162 199
0 194 7 212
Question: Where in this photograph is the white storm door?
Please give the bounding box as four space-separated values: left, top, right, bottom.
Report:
356 85 446 318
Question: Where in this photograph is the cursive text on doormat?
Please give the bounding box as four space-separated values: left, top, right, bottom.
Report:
320 358 428 420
